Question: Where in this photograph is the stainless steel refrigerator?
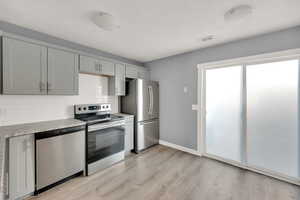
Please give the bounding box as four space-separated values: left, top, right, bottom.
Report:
121 79 159 153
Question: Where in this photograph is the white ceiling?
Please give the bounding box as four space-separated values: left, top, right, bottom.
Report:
0 0 300 62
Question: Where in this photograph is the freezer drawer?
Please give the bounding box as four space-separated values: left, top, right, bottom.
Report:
136 119 159 152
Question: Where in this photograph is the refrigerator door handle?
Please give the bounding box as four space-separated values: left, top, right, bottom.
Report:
148 86 153 115
139 119 157 125
150 86 154 115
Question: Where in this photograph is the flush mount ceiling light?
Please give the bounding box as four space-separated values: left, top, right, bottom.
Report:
92 12 120 31
224 5 253 22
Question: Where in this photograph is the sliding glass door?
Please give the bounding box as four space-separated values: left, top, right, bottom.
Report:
205 66 243 163
203 57 300 182
246 60 299 178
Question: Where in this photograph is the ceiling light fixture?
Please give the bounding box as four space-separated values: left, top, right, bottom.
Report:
224 5 253 22
92 12 120 31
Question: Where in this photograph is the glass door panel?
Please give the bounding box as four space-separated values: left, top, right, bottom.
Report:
246 59 299 178
205 66 242 162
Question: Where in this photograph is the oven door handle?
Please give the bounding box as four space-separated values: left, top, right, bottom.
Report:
88 122 125 132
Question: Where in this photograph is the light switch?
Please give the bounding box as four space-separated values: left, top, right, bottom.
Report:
183 86 188 93
192 104 198 111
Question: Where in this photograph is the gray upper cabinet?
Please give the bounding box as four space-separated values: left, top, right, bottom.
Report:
100 59 115 76
2 37 47 94
79 55 114 76
126 64 150 80
125 65 139 79
79 55 98 74
109 63 126 96
47 48 79 95
138 68 150 80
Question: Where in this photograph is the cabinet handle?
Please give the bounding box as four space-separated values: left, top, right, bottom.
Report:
47 82 52 91
5 172 8 195
99 63 102 72
39 81 45 92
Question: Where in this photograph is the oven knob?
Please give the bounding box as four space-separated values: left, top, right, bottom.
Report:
78 108 81 111
83 107 86 110
106 106 109 108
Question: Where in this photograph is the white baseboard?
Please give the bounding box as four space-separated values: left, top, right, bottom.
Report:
159 140 201 156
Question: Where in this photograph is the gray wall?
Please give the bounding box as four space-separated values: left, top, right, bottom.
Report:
0 20 142 66
145 26 300 150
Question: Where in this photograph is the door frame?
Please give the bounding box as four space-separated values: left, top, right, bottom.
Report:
197 48 300 185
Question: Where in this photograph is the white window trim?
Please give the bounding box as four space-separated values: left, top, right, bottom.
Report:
196 48 300 185
197 48 300 70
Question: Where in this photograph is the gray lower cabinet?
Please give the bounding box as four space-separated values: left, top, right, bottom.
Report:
9 135 35 200
79 55 114 76
2 37 47 94
125 117 134 153
109 63 126 96
47 48 79 95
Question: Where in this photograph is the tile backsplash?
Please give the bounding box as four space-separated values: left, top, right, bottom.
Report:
0 74 119 126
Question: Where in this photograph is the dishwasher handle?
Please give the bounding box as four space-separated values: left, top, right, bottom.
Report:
35 125 85 140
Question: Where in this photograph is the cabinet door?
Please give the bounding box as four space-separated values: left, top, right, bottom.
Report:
3 37 47 94
100 59 115 76
79 55 100 74
9 135 35 200
115 63 126 96
125 65 138 79
125 117 134 152
48 48 79 95
138 68 150 80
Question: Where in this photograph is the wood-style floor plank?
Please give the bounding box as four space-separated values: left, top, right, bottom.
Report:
28 145 300 200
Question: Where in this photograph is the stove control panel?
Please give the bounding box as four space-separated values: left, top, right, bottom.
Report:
74 103 111 114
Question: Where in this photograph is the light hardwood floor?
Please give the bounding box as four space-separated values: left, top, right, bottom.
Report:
28 145 300 200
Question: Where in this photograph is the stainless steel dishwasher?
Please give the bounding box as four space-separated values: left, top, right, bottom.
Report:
35 125 85 194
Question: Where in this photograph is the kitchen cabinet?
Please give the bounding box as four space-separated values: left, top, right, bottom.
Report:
137 68 150 80
109 63 126 96
124 116 134 153
2 37 79 95
47 48 79 95
125 65 138 79
79 55 98 74
125 64 150 80
9 135 35 200
2 37 47 94
79 55 115 76
99 59 115 76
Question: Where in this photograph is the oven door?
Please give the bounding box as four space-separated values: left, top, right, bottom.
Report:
87 121 125 165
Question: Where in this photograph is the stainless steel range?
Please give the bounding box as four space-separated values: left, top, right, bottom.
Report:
74 103 125 175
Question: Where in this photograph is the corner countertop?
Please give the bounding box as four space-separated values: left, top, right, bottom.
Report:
114 113 134 119
0 118 86 138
